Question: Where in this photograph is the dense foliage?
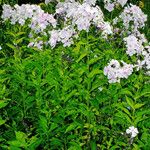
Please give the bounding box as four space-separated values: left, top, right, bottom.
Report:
0 0 150 149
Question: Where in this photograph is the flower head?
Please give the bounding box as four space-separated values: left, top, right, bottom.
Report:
126 126 139 138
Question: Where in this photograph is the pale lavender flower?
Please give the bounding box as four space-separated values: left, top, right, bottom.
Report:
56 0 104 31
28 42 34 47
104 59 133 83
117 0 128 7
49 25 77 48
124 35 144 56
104 3 115 12
101 22 113 38
84 0 97 5
49 30 59 48
117 4 147 32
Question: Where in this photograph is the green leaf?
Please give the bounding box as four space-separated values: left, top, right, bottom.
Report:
115 111 132 124
90 140 97 150
116 105 132 117
126 96 134 110
6 43 16 50
28 136 41 150
136 109 150 116
88 57 101 65
65 122 81 133
15 131 27 142
88 69 103 78
68 146 79 150
0 118 6 126
15 37 25 44
50 138 63 147
8 141 22 148
76 52 88 63
0 100 9 109
39 115 48 133
69 142 82 150
16 32 25 37
64 90 78 102
134 91 150 100
134 116 147 125
5 31 15 37
134 103 145 109
9 145 22 150
50 123 58 131
119 89 133 97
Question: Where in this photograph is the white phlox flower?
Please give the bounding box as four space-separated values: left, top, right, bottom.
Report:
104 0 128 12
56 0 105 31
116 4 147 32
126 126 139 138
101 22 113 38
124 35 144 56
2 4 57 31
104 59 133 83
49 25 77 48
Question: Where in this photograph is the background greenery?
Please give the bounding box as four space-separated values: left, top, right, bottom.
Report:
0 0 150 150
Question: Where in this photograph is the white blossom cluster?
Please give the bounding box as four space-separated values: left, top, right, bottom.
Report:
110 3 149 78
113 4 147 32
1 4 57 32
48 25 77 48
126 126 139 138
124 34 144 56
83 0 97 6
104 59 133 83
123 32 150 72
1 1 112 48
2 4 43 25
29 12 57 33
135 45 150 71
104 0 128 12
56 0 105 31
46 0 97 6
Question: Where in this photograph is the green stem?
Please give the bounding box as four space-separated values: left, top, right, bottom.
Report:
86 31 91 148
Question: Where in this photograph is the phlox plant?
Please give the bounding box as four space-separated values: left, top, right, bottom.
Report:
0 0 150 149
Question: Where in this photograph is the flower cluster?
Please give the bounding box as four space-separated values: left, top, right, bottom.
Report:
48 25 77 48
123 32 150 72
2 1 111 49
124 34 144 56
2 4 57 32
111 3 149 78
56 0 105 31
136 45 150 71
104 59 133 83
104 0 128 12
114 4 147 32
2 4 43 25
29 12 57 33
1 1 149 83
126 126 139 138
83 0 97 6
